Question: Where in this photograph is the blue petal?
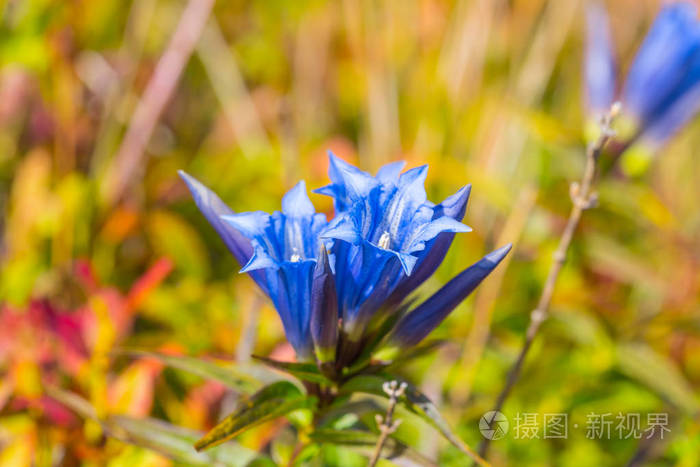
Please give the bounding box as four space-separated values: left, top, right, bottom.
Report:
340 241 403 337
239 253 279 273
390 244 512 348
406 216 471 253
321 214 362 244
282 181 315 218
373 165 428 246
434 184 471 220
376 160 406 183
622 2 700 127
221 211 271 238
385 185 472 306
320 151 378 206
394 252 418 276
266 263 315 359
310 248 338 361
642 80 700 145
585 3 617 114
178 171 268 294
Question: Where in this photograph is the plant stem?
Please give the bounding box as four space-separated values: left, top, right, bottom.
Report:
368 381 406 467
478 103 620 459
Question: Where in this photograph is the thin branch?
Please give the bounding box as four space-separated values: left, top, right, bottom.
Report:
478 102 620 459
368 380 406 467
101 0 215 206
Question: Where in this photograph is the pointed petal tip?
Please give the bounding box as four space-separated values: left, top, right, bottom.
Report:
219 211 270 237
177 170 200 191
485 243 513 264
327 150 348 167
282 180 315 217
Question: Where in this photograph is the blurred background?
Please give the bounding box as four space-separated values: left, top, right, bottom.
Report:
0 0 699 465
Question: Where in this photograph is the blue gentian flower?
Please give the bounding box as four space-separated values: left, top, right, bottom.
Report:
585 1 700 148
220 181 328 360
180 156 510 372
317 153 471 340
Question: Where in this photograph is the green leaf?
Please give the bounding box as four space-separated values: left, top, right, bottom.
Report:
116 349 262 394
108 415 260 466
252 355 331 384
338 374 386 396
383 340 447 368
45 386 265 466
194 381 317 451
317 400 384 428
339 375 486 466
617 342 700 414
309 429 436 466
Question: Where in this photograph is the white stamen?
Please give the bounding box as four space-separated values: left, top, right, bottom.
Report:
378 231 391 250
290 253 302 262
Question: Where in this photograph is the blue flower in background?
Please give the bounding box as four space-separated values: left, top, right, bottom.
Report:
180 156 509 371
585 1 700 148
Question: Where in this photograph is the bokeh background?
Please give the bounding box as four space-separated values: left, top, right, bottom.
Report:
1 0 699 465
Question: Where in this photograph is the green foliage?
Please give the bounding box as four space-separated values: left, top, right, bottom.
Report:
1 0 700 465
194 382 316 451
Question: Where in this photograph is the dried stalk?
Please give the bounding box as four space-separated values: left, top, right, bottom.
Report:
478 102 620 459
102 0 215 206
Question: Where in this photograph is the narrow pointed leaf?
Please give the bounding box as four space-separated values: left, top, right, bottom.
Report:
109 415 261 466
383 340 448 368
117 349 262 393
45 386 264 466
617 342 699 414
195 381 316 451
251 355 331 384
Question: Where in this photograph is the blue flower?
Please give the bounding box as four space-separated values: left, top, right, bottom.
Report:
584 3 616 116
180 155 510 368
585 1 700 147
317 153 471 339
389 244 512 349
219 181 328 359
179 172 327 359
177 171 268 294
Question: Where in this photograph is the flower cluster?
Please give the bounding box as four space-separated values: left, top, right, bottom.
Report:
180 154 510 376
586 1 700 149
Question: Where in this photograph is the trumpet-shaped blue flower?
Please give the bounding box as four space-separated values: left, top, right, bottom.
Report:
585 1 700 147
180 156 510 370
317 153 471 338
220 181 327 359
